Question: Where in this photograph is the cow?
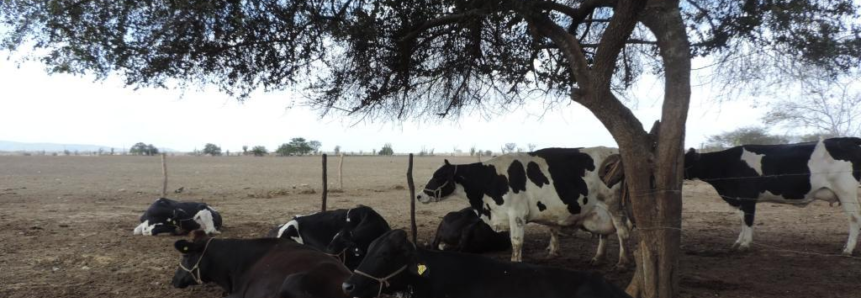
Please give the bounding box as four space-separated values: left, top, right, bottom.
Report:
341 230 631 298
133 197 222 236
325 206 392 270
416 147 631 268
684 137 861 255
172 231 350 298
268 205 391 269
431 207 511 253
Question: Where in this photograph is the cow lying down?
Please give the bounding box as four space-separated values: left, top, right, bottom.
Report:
133 198 222 236
343 230 631 298
431 207 510 253
267 205 391 270
172 231 350 298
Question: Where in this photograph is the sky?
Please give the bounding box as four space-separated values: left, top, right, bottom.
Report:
0 57 769 154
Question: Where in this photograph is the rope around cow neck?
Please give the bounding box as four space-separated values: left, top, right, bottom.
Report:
178 237 214 285
352 265 408 298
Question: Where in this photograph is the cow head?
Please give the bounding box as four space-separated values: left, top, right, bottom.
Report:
342 230 420 298
683 148 702 180
171 231 214 288
416 159 458 204
326 230 365 270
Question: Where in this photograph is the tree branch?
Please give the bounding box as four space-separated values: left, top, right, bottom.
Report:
399 9 487 43
592 0 646 89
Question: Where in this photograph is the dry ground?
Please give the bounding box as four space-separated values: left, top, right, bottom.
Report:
0 155 859 298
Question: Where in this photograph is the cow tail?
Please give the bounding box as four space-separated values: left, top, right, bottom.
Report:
622 179 635 229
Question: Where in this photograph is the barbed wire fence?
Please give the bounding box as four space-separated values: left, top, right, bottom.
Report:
613 168 861 260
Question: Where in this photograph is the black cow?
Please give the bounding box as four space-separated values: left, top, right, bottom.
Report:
269 205 390 269
684 137 861 255
431 207 510 253
133 197 222 236
172 231 349 298
416 148 631 268
342 230 630 298
325 206 391 270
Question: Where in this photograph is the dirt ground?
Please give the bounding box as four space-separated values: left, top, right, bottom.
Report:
1 155 859 298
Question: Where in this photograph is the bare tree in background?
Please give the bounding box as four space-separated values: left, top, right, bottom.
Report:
765 72 861 137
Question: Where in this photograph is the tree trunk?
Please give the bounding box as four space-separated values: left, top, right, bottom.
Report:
623 1 691 297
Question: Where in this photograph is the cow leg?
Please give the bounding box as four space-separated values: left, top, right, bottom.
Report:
836 187 861 256
546 226 561 258
609 213 631 270
614 231 630 270
731 202 756 251
590 234 607 266
509 216 526 262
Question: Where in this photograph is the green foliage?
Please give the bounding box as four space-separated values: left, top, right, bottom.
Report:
203 143 222 156
378 143 393 156
251 146 268 157
275 138 318 156
705 127 789 150
130 142 159 156
333 145 341 155
0 0 857 120
242 145 249 155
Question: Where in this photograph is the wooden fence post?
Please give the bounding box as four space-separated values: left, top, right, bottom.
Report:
339 153 344 190
161 153 168 197
407 153 417 243
322 154 328 212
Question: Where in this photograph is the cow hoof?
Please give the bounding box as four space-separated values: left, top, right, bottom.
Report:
614 263 629 272
589 258 603 266
841 250 854 257
545 252 560 259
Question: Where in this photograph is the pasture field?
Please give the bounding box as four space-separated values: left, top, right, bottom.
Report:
0 155 859 298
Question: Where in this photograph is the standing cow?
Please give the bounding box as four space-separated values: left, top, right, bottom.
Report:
684 137 861 255
416 147 630 268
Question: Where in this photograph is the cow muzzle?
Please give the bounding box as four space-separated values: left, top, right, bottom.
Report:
416 193 440 204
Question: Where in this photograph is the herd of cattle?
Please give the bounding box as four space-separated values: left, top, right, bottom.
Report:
132 138 861 298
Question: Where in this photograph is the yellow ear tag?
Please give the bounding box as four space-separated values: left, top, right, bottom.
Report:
417 264 427 276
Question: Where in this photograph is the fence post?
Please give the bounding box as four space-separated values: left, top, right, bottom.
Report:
407 153 417 243
339 153 344 190
322 154 328 212
161 153 168 198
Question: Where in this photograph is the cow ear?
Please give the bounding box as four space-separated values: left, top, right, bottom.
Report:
174 240 197 253
444 159 450 165
686 148 700 161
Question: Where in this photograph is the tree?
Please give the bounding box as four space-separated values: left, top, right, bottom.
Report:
469 146 477 157
502 143 517 154
527 144 537 152
308 140 323 154
764 72 861 137
251 146 268 157
130 142 158 156
704 127 789 150
4 1 858 297
334 145 341 155
203 143 222 156
242 145 249 155
276 138 314 156
378 143 394 156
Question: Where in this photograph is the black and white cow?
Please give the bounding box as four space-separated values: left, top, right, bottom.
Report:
416 147 630 267
431 207 511 253
268 206 391 269
342 230 631 298
133 198 222 236
684 137 861 255
171 231 350 298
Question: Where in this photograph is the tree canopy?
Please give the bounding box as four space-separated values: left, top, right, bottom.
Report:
3 0 858 119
